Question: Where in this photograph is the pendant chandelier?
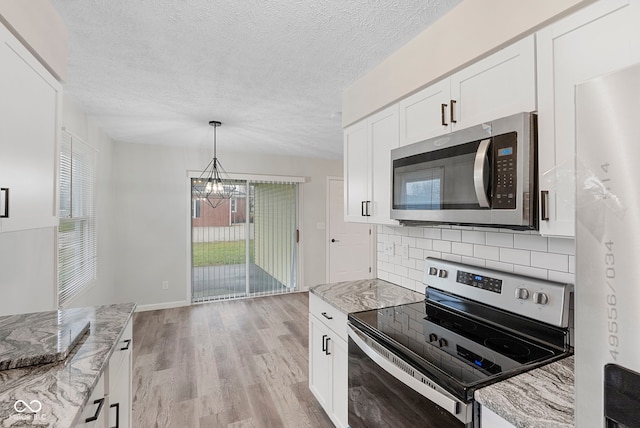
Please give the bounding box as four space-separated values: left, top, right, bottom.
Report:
193 120 235 208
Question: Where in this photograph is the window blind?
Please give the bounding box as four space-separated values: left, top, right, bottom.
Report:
58 131 97 306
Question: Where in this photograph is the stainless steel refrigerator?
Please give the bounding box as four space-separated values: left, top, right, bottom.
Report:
575 62 640 427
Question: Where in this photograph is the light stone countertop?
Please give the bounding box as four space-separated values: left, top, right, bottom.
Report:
475 356 575 428
310 278 425 313
0 303 136 427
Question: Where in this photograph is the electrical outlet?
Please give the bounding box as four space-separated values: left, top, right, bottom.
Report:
162 281 169 290
401 244 410 259
384 242 395 256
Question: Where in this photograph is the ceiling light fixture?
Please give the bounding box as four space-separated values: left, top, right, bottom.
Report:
193 120 235 208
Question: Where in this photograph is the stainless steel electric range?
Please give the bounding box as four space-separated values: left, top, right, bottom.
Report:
347 258 573 428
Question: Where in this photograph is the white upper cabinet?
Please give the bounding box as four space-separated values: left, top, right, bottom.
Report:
399 35 536 146
0 23 61 233
344 105 399 225
536 0 640 237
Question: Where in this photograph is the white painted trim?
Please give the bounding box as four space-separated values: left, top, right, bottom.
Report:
297 183 305 291
186 169 306 183
325 176 342 282
135 300 191 312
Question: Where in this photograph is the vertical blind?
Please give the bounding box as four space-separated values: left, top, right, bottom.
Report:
191 179 298 302
58 131 97 306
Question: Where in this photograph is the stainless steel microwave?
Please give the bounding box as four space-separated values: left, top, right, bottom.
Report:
390 112 537 229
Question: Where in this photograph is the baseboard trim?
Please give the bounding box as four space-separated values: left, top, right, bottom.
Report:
135 300 190 312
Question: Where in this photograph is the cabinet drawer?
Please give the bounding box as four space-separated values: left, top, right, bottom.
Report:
108 317 132 390
309 293 347 341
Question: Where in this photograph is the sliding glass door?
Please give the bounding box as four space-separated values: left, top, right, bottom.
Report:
191 179 298 302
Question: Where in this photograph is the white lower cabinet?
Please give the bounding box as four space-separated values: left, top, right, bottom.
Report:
480 405 515 428
76 317 132 428
309 294 348 428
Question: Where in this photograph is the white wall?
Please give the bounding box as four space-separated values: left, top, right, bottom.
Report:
342 0 596 126
377 225 575 292
111 142 342 307
61 96 117 308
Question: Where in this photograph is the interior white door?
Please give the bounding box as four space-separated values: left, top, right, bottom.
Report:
327 178 372 283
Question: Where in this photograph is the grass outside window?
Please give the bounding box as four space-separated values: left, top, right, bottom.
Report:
192 240 255 267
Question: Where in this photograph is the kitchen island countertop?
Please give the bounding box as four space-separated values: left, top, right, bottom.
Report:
310 278 425 313
475 355 575 428
0 303 136 427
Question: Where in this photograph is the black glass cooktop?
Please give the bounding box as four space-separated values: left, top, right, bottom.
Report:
348 288 571 401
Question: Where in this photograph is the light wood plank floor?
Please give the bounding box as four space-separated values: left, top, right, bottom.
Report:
132 292 334 428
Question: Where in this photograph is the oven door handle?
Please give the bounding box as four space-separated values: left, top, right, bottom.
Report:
473 138 492 208
347 324 460 416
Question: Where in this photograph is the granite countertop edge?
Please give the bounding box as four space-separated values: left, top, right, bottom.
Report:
0 303 136 427
309 278 425 314
474 355 575 428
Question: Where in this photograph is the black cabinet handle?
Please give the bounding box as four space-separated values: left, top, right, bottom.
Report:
0 188 8 218
365 201 371 216
541 190 550 221
322 334 327 352
321 312 333 320
325 337 331 355
361 201 366 217
450 99 457 123
86 398 105 423
110 403 120 428
441 103 448 126
121 339 132 351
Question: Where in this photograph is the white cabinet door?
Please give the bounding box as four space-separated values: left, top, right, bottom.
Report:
451 35 536 131
344 105 399 225
108 318 132 428
398 79 450 145
368 105 399 225
330 335 349 428
536 0 640 237
309 315 331 410
480 405 516 428
344 121 369 223
0 23 61 233
75 373 107 428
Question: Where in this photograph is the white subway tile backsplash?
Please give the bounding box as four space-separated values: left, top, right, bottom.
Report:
486 232 514 248
513 234 548 252
500 248 531 266
485 260 515 272
423 228 442 240
513 264 548 280
531 251 569 272
378 270 389 281
441 253 462 263
401 257 416 269
433 240 452 253
460 257 486 268
409 248 424 260
402 236 417 247
451 242 474 257
387 273 403 286
408 268 423 282
441 229 462 242
416 238 433 250
408 228 424 238
473 245 500 261
461 230 486 245
424 250 442 260
548 237 576 255
395 265 409 277
390 235 402 245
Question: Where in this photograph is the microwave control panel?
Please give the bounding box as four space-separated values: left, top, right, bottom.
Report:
492 132 517 209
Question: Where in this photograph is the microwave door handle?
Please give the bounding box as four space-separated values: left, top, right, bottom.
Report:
473 139 491 208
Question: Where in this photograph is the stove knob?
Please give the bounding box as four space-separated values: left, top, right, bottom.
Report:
515 288 530 300
438 269 448 278
429 267 438 276
429 333 438 342
438 338 448 348
532 292 549 305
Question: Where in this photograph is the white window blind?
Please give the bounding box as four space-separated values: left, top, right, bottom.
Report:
58 130 97 306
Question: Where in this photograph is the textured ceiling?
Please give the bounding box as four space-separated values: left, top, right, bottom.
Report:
50 0 461 159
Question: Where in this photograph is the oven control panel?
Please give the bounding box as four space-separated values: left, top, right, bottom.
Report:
423 257 573 327
456 270 503 294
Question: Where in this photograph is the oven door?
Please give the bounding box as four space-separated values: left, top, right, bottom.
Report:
347 324 475 428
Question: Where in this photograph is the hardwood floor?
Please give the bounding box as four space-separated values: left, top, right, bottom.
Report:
132 292 335 428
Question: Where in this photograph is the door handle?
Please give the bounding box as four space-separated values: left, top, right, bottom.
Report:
450 99 457 123
0 188 8 218
473 139 492 208
441 103 448 126
331 239 339 243
541 190 550 221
